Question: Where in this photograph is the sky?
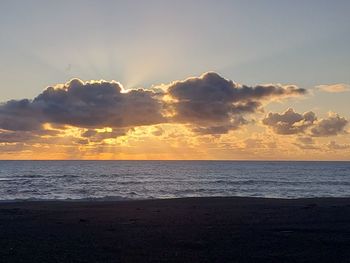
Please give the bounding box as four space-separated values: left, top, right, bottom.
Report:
0 0 350 160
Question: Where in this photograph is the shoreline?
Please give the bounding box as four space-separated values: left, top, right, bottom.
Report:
1 196 350 262
1 195 350 204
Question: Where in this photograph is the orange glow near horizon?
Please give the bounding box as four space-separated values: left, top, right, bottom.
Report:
0 74 349 161
1 123 349 160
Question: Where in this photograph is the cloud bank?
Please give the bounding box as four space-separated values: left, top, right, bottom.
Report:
166 72 306 134
1 72 350 159
0 72 306 138
263 109 348 137
1 79 164 131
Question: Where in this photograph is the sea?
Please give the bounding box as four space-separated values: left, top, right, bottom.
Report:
0 161 349 201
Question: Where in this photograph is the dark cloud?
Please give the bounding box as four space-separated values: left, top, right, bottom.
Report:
293 136 319 150
0 130 36 143
167 72 306 134
0 73 307 140
33 79 165 128
263 108 348 137
81 128 127 142
0 129 61 143
0 99 44 131
262 108 316 135
310 114 348 137
192 116 247 135
0 79 164 136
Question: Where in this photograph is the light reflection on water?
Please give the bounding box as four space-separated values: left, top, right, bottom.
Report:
0 161 349 200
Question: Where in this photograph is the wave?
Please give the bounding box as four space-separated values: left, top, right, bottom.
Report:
0 195 141 203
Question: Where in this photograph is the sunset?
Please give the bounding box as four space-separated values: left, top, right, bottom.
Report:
1 1 350 262
2 72 349 160
1 1 350 161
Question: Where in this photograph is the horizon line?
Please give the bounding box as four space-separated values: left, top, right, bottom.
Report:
0 159 349 162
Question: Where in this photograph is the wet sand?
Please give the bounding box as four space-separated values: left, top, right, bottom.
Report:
1 197 350 262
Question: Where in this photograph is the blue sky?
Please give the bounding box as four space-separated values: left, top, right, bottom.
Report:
1 0 349 101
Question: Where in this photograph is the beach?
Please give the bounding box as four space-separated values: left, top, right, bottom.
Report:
1 197 350 262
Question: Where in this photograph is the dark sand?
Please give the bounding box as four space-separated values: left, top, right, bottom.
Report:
1 197 350 263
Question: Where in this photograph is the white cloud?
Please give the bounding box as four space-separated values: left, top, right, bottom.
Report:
316 84 350 93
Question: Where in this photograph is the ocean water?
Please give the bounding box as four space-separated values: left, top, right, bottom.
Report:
0 161 349 201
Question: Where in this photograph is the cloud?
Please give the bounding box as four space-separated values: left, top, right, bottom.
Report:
0 73 306 139
262 108 316 135
0 79 165 134
0 129 61 143
34 79 165 128
166 72 306 134
327 141 350 150
263 109 348 137
81 128 127 143
316 83 350 93
310 113 348 137
0 99 44 131
191 116 248 135
151 126 164 136
0 130 36 143
293 136 319 150
0 142 32 153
